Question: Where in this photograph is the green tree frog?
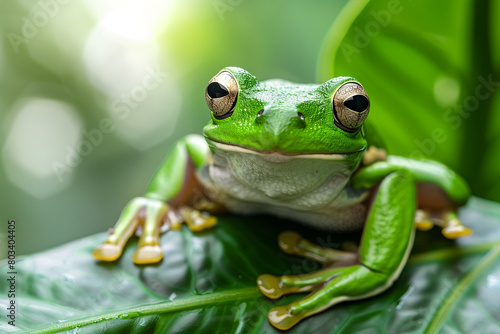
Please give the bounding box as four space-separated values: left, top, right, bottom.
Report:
93 67 472 330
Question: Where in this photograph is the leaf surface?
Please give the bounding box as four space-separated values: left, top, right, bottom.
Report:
1 198 500 333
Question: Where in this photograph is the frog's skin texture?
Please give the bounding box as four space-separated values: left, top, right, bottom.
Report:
93 67 472 330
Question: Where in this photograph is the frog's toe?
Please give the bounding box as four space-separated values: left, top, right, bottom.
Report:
257 274 284 299
268 305 304 331
278 231 302 254
442 223 472 239
257 267 347 300
414 209 434 231
277 231 357 265
132 245 163 264
440 212 473 239
92 243 123 262
257 272 321 299
179 206 218 232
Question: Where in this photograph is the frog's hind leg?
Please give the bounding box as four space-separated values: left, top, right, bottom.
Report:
258 170 416 330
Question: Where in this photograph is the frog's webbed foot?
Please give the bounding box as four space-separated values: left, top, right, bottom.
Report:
167 206 218 232
92 198 217 265
258 231 358 297
257 231 386 330
415 209 472 239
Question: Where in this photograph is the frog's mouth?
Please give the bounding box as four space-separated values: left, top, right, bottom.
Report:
205 138 365 162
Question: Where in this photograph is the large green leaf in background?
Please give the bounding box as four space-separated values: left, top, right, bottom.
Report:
318 0 500 202
1 198 500 333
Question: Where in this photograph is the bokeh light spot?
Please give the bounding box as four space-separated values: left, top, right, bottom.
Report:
2 98 82 198
83 8 180 150
83 12 159 97
102 11 156 43
105 73 182 150
434 76 460 108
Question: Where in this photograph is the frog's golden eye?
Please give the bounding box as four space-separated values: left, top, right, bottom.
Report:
332 82 370 132
205 71 238 119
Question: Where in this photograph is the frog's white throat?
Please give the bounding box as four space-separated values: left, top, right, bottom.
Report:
206 139 358 162
198 138 367 231
203 138 363 206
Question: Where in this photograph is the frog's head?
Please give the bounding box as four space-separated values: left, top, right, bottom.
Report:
202 67 369 165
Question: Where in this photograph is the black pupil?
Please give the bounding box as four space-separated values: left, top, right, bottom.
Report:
207 82 229 98
344 95 369 112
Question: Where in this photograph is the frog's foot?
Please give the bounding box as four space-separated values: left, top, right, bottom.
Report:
132 200 169 264
414 209 434 231
277 231 357 267
93 198 151 262
92 243 125 262
178 206 217 232
92 198 217 265
193 198 227 215
438 211 472 239
258 261 389 330
92 198 168 264
414 209 472 239
257 231 380 330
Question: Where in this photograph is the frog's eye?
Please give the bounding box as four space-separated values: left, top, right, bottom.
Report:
332 82 370 132
205 70 238 119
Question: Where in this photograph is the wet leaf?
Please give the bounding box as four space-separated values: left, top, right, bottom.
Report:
1 198 500 333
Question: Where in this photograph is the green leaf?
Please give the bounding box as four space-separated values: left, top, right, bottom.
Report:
1 197 500 333
317 0 500 202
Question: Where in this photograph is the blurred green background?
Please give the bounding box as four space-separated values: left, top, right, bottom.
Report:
0 0 349 257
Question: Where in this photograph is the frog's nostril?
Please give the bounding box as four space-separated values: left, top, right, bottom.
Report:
297 112 305 122
257 109 264 117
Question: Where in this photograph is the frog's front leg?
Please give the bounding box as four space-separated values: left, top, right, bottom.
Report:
257 170 416 330
354 157 472 238
92 134 217 264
